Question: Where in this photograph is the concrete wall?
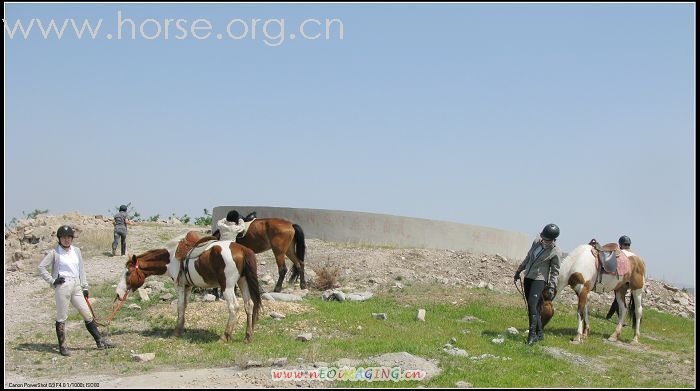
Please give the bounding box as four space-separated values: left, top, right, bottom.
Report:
212 206 530 260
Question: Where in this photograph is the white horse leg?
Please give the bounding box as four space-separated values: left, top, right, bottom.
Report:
608 289 627 342
238 278 254 343
222 283 238 342
572 283 589 343
583 302 591 337
631 288 643 344
174 285 192 337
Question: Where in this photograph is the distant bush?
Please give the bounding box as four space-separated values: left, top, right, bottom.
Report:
311 265 340 291
194 209 212 226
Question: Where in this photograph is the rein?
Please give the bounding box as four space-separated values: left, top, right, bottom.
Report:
514 276 528 307
83 258 137 326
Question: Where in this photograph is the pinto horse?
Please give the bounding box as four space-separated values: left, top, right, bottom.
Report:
216 218 306 293
115 238 262 343
551 243 646 344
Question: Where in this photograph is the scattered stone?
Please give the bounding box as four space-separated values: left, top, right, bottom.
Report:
202 294 216 302
455 381 473 388
459 315 483 323
443 346 469 357
347 292 374 301
262 293 276 301
266 292 303 302
416 309 426 321
507 327 519 335
137 288 150 302
492 336 505 344
297 333 313 342
270 358 288 367
132 353 155 362
160 293 174 301
127 304 142 310
269 311 286 320
244 360 263 368
372 313 387 320
333 290 346 302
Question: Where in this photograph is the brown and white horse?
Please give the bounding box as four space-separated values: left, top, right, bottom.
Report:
115 238 262 343
221 218 306 292
553 244 646 344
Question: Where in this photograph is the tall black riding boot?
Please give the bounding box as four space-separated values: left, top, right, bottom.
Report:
55 321 71 356
527 315 539 345
536 314 545 342
85 320 115 349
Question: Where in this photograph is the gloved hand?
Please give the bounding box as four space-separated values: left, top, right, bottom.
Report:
546 286 555 298
513 271 521 282
83 289 89 298
53 276 66 286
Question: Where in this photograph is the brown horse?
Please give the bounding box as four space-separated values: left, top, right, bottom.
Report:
217 218 306 293
115 238 262 343
552 243 646 344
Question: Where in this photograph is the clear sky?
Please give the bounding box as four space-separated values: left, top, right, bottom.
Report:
5 3 695 287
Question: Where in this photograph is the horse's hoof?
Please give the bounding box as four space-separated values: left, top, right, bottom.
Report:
273 287 282 293
607 336 618 342
631 338 640 345
244 337 252 344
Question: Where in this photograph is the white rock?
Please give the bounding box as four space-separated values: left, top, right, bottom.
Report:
416 309 426 321
132 353 155 362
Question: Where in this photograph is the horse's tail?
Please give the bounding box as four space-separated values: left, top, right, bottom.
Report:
242 248 262 323
288 224 306 282
292 224 306 263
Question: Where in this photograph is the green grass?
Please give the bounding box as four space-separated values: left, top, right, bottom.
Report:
8 282 695 388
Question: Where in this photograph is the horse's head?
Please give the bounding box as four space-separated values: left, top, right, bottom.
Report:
116 254 146 301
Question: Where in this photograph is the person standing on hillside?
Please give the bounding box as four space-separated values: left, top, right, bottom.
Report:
606 235 633 320
112 204 134 256
38 225 115 356
513 223 562 345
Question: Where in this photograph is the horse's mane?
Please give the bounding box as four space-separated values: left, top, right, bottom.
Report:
132 248 170 265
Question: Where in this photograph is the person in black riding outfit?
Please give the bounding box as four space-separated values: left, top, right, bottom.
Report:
606 235 633 320
513 224 562 345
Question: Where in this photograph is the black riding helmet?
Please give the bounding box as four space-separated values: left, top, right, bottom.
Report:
619 235 631 247
119 205 128 212
56 225 75 239
226 210 240 222
541 223 560 240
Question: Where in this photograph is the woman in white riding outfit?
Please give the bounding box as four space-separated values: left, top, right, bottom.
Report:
37 225 115 356
216 210 246 241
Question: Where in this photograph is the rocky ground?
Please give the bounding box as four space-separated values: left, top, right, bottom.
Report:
4 212 696 388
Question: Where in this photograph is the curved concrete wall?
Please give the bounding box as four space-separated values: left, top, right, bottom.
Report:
213 206 530 260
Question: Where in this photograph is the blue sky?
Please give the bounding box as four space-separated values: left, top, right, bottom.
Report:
5 3 695 286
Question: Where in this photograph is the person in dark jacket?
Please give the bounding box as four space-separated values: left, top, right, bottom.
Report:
513 223 562 345
112 204 134 256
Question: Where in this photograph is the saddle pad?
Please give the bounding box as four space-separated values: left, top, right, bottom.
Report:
237 218 256 239
596 250 631 277
176 238 217 261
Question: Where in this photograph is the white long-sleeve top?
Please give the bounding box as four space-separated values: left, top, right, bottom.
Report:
216 218 245 241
